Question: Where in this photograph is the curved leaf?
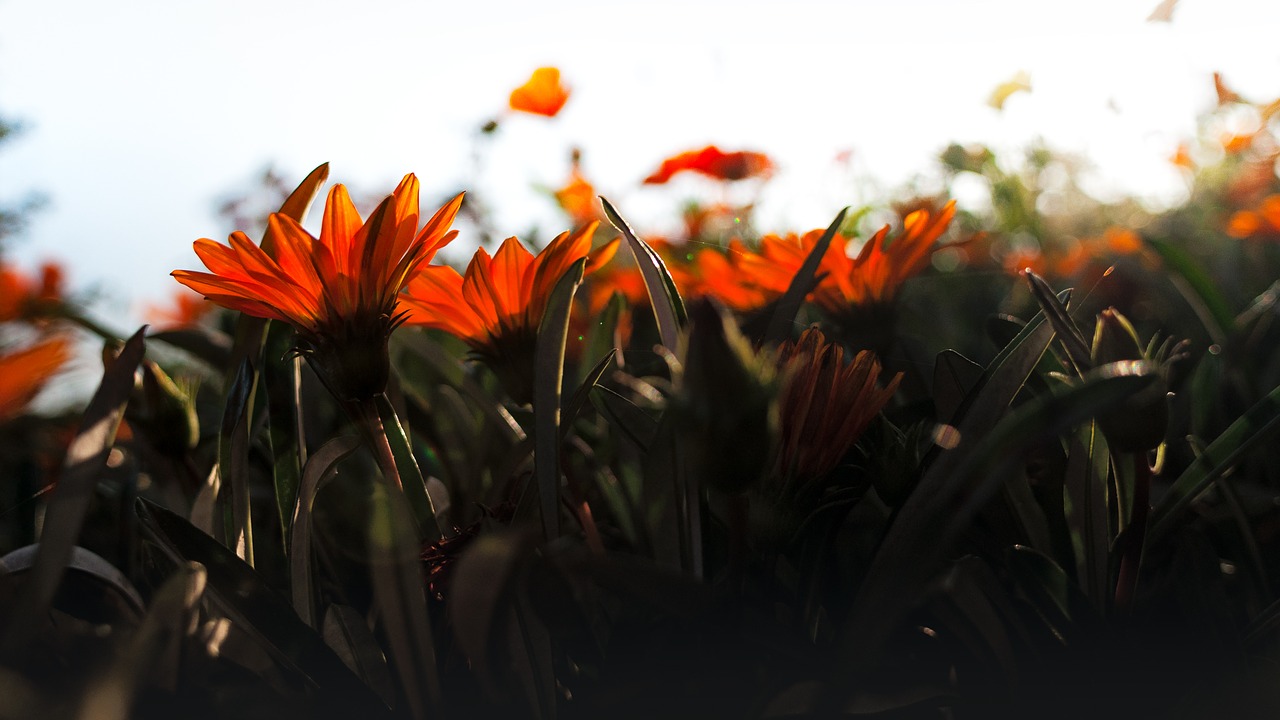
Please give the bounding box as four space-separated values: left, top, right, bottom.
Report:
763 207 847 345
534 257 586 542
289 435 361 627
601 197 686 350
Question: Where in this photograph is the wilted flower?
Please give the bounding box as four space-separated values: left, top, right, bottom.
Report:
774 327 899 483
401 223 618 404
0 336 72 423
509 67 570 117
643 146 774 184
173 175 463 401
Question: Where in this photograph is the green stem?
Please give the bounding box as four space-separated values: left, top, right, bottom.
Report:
1114 454 1152 615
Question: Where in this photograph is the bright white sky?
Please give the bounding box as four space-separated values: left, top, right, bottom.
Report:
1 0 1278 332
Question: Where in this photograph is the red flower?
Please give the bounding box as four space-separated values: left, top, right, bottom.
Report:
643 146 774 184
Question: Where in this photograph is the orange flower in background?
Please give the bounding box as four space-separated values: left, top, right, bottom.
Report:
173 175 463 400
1226 195 1280 239
730 229 851 311
401 223 618 403
554 166 599 226
509 67 570 117
0 336 72 423
814 201 958 315
1 260 66 322
643 145 775 184
146 288 214 330
774 327 899 482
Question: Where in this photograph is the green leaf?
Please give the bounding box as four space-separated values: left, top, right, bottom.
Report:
763 207 847 345
135 499 393 717
1023 270 1090 372
218 356 257 565
264 324 305 553
562 350 616 442
78 562 206 718
591 385 660 450
534 257 586 543
1063 420 1111 610
933 349 984 425
289 435 361 627
146 327 231 370
601 197 686 350
374 394 441 539
842 358 1152 666
1146 238 1232 344
0 328 144 660
323 604 396 706
577 290 623 388
1149 382 1280 542
367 482 440 720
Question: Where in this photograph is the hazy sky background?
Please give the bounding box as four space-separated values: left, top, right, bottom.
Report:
2 0 1278 332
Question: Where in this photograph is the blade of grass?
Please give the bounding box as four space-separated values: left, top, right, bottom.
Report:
290 435 361 627
374 394 441 540
562 351 615 443
265 323 305 553
1148 382 1280 542
763 207 847 345
0 328 144 660
1146 238 1232 345
1063 420 1111 611
601 197 686 350
218 356 256 565
841 362 1153 668
534 257 586 543
136 499 392 717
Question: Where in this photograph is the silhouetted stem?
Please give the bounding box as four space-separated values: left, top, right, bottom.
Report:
1114 454 1152 615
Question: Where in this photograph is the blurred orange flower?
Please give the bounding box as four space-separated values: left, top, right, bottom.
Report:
1226 195 1280 239
775 327 899 482
643 146 774 184
173 175 463 400
0 260 66 322
146 288 214 330
509 67 570 117
0 336 72 423
401 223 618 403
554 166 600 226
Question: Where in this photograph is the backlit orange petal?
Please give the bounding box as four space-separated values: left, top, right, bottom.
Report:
509 67 570 117
0 336 72 422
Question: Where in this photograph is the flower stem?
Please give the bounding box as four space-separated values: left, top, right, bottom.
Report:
1114 453 1152 615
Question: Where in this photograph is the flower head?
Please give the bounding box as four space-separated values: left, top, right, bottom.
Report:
1 260 66 322
509 67 570 117
643 146 774 184
173 174 463 400
401 223 618 403
775 327 899 483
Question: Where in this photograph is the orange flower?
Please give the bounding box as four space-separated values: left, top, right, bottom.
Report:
509 67 570 117
0 336 72 423
555 166 600 226
643 145 774 184
146 288 214 330
173 175 463 400
775 327 899 482
401 223 618 403
0 260 65 322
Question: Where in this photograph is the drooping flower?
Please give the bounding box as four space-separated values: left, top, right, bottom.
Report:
774 327 899 483
509 67 570 117
643 146 774 184
173 175 463 401
0 336 72 423
401 223 618 404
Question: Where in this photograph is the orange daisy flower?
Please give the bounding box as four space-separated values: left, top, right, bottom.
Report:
643 145 775 184
173 175 463 401
775 327 899 483
0 336 72 423
401 223 618 404
509 67 570 117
